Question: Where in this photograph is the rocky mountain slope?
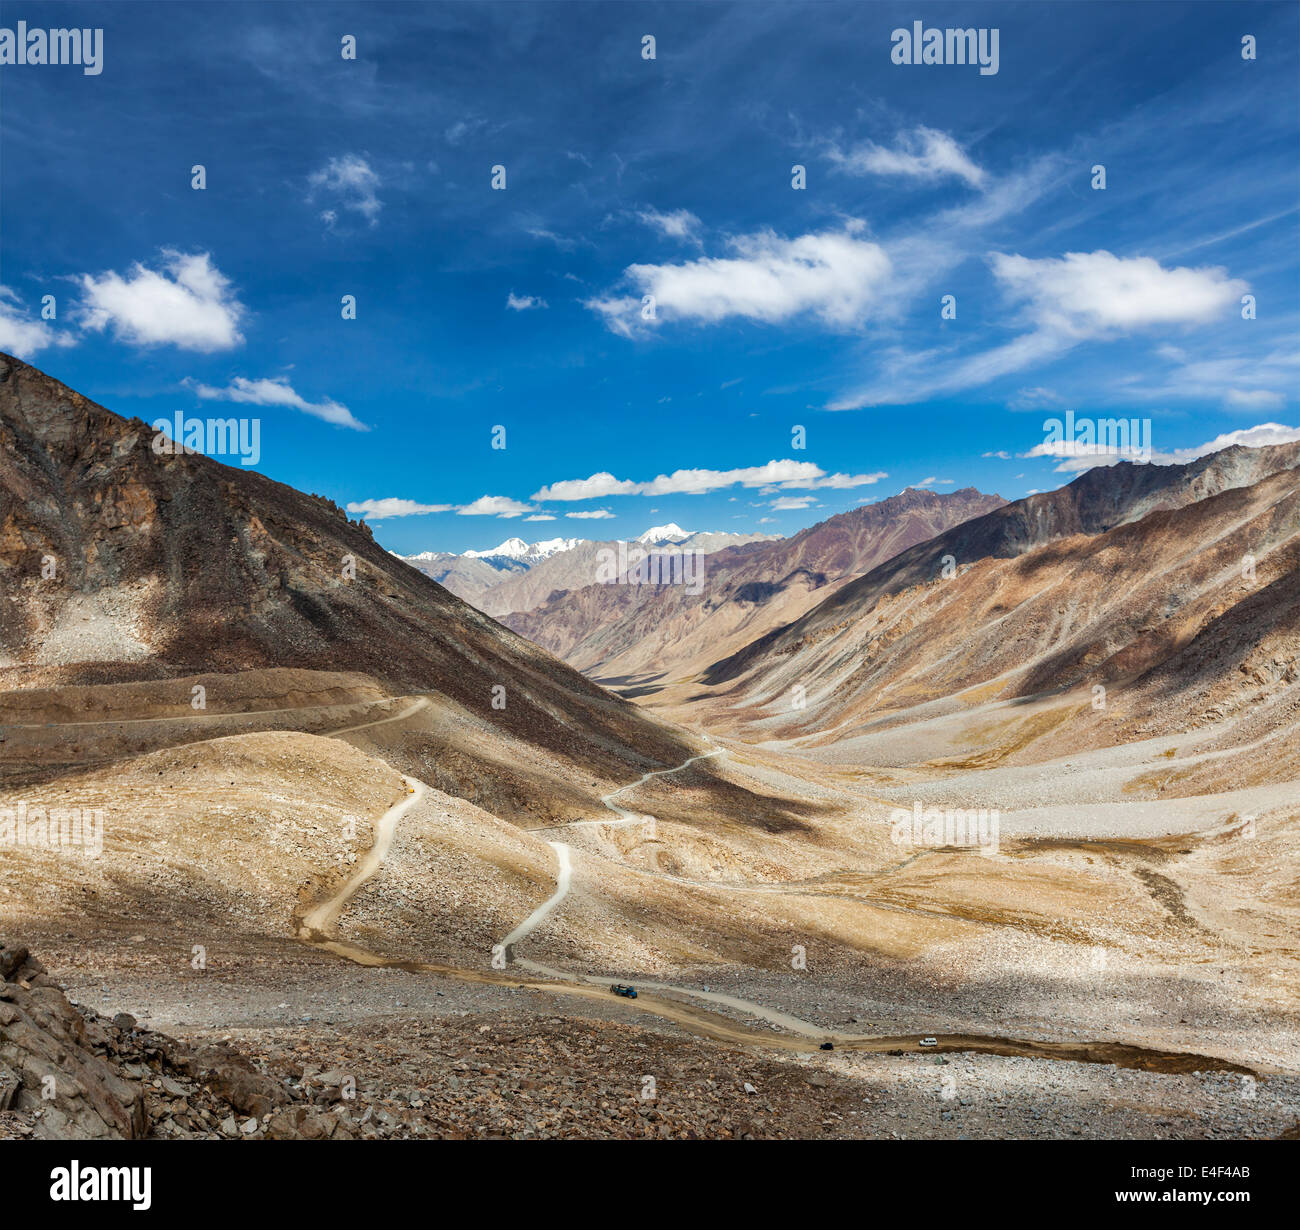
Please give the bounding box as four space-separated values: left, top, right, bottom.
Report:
0 353 702 785
693 443 1300 761
502 487 1006 684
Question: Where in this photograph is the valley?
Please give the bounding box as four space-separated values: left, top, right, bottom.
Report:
2 354 1297 1141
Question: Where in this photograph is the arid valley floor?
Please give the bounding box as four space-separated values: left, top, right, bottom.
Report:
2 355 1298 1140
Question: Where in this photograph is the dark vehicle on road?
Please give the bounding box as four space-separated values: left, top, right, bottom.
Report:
610 984 638 998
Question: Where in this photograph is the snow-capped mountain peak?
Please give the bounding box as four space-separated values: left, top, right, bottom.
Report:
463 535 584 562
464 536 530 559
637 523 693 544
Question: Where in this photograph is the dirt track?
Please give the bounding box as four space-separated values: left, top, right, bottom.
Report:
292 705 1267 1079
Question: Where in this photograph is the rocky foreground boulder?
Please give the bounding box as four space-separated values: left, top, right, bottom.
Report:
0 942 354 1140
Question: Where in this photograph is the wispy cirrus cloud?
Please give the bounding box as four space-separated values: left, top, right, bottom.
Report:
1224 389 1286 411
635 207 703 244
191 375 368 430
827 126 985 188
831 250 1250 409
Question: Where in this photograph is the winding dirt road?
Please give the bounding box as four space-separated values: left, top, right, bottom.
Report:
292 703 1263 1078
498 842 572 952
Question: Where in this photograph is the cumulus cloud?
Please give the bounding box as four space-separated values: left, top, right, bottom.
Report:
346 497 454 518
770 495 816 510
1028 421 1300 473
828 127 985 188
506 292 547 311
587 226 891 335
1155 422 1300 464
533 460 886 501
531 472 642 501
992 250 1247 336
456 495 535 518
308 154 382 227
348 493 538 520
565 509 615 519
192 375 367 430
0 288 72 359
78 251 245 352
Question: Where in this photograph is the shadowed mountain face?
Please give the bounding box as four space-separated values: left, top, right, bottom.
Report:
691 445 1300 762
0 353 695 774
705 443 1300 687
501 487 1007 683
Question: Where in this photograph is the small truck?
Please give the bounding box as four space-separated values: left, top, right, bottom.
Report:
609 984 638 999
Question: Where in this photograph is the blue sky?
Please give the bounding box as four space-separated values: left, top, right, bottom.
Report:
2 0 1297 554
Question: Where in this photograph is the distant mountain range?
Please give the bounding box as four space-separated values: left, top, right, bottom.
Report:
397 523 776 613
501 487 1007 682
694 440 1300 763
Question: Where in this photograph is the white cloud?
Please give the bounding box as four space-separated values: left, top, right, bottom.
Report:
78 251 245 352
192 375 367 430
983 451 1012 460
828 127 985 188
526 226 580 251
588 226 891 334
1224 389 1285 412
1010 386 1067 410
807 471 889 489
524 514 556 521
346 498 453 518
636 207 702 243
349 493 539 520
831 251 1250 410
1031 421 1300 473
643 461 827 496
308 154 382 226
770 495 815 510
1171 423 1300 458
565 509 615 519
457 495 534 518
533 459 884 501
506 292 547 311
0 288 72 359
531 471 642 501
991 250 1247 336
